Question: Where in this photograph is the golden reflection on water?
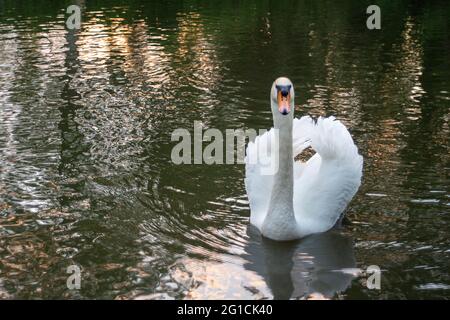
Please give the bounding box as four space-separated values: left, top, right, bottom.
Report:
175 12 222 96
382 17 425 119
77 20 111 78
362 16 425 201
179 257 270 300
124 20 171 89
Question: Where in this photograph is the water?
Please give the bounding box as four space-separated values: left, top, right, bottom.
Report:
0 0 449 299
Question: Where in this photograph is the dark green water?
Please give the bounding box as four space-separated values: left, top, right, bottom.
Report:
0 0 449 299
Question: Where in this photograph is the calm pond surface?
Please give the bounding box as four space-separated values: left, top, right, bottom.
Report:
0 0 449 299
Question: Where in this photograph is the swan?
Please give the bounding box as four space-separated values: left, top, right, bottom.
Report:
245 77 363 241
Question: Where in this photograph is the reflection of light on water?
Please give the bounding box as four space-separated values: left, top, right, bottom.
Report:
175 12 222 100
306 31 363 127
0 23 64 213
71 14 159 173
0 28 19 182
109 17 131 55
382 17 425 120
361 17 427 205
0 20 71 287
77 20 111 66
363 118 407 209
415 283 450 290
402 18 425 120
174 257 271 300
123 19 172 90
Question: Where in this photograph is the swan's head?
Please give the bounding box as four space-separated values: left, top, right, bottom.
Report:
271 77 295 118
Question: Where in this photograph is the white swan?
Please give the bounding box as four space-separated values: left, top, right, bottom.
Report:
245 77 363 241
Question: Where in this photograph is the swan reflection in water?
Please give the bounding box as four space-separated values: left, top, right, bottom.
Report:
243 226 357 299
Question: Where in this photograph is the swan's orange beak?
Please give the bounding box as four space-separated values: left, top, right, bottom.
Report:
277 90 291 115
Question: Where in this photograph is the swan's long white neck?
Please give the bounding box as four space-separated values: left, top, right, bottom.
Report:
261 99 299 240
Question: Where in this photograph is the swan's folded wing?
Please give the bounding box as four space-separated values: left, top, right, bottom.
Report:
292 116 363 235
307 116 361 163
293 115 362 165
244 129 276 230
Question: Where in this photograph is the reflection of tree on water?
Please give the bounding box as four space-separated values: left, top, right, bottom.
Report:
244 227 356 299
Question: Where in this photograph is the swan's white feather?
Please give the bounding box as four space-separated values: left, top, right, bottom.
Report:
245 115 363 237
244 128 276 230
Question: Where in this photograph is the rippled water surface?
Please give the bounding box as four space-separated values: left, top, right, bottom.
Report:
0 0 449 299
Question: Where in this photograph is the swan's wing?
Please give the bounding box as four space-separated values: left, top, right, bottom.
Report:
244 128 275 230
292 116 363 236
294 116 361 162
